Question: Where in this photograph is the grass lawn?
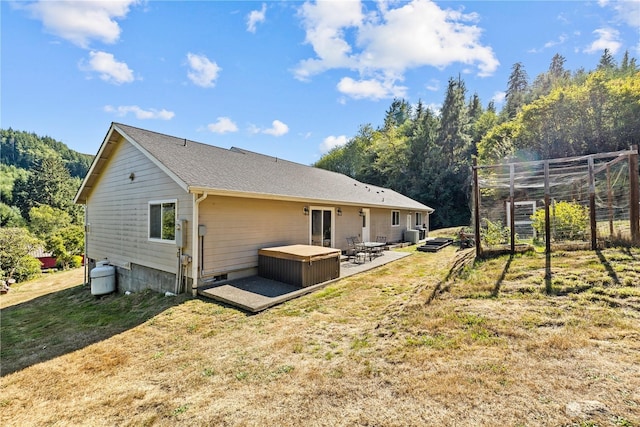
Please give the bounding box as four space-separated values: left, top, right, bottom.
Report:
1 245 639 426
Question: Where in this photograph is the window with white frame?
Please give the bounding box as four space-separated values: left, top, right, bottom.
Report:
415 212 423 227
149 200 176 242
391 210 400 226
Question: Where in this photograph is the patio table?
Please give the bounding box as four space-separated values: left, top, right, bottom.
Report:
358 242 385 261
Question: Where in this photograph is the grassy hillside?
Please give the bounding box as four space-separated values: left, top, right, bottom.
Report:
1 246 639 426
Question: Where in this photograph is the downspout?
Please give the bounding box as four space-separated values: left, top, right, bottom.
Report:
174 247 182 295
191 192 208 296
83 205 88 285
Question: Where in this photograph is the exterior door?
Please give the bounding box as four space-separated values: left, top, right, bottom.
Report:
361 208 370 242
311 207 333 247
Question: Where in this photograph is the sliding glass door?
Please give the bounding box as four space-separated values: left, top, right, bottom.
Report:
311 208 333 247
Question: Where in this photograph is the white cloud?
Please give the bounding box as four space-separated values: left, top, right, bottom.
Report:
104 105 174 120
294 0 363 80
337 77 406 100
294 0 498 100
320 135 348 153
425 79 439 92
207 117 238 134
187 53 221 88
544 34 568 49
82 51 134 84
584 28 622 54
426 103 441 116
247 3 267 33
491 91 506 105
602 0 640 29
263 120 289 136
23 0 139 48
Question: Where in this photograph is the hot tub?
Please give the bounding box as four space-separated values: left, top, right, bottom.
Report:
258 244 340 287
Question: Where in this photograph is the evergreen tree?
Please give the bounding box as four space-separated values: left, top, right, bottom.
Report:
406 102 439 202
431 76 473 227
12 156 81 222
531 54 571 100
383 98 412 130
505 62 529 118
619 50 638 75
467 93 483 123
438 76 472 166
597 48 616 72
549 53 569 82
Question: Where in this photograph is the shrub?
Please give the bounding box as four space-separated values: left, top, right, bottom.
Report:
0 227 42 282
482 219 511 246
46 225 84 270
531 201 588 241
13 256 42 282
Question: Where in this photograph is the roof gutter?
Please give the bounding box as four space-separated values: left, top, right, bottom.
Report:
187 186 433 212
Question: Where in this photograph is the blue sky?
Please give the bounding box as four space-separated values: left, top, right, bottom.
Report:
2 1 639 165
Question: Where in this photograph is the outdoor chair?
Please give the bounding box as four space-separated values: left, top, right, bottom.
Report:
346 237 367 263
372 236 387 257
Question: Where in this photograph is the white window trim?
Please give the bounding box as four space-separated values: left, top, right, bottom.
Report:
415 212 423 227
148 199 177 244
391 210 400 227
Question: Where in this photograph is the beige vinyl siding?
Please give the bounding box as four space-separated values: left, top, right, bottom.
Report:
369 209 406 243
336 207 411 244
199 196 309 276
318 206 399 247
198 200 423 278
85 136 192 273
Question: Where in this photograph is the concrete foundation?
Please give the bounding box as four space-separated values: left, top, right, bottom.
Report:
88 259 190 294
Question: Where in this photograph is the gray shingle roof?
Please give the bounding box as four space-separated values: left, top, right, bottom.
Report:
82 122 433 211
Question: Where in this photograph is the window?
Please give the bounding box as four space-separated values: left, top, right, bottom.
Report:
415 212 423 227
391 210 400 226
149 201 176 241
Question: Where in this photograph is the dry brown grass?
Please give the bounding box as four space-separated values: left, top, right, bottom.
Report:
1 246 639 426
0 268 85 309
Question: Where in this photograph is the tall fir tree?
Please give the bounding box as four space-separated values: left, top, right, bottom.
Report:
597 48 616 72
12 156 81 223
505 62 529 119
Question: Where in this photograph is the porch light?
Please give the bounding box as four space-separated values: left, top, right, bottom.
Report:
303 206 309 215
337 208 342 216
359 209 364 216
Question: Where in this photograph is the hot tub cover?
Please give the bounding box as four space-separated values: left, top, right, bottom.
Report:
258 244 341 262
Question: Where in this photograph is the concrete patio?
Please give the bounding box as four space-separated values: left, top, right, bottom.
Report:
199 250 411 312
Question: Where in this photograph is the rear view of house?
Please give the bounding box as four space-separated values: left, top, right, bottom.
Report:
74 123 434 295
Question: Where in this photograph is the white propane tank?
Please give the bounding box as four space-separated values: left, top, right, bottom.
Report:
90 261 116 296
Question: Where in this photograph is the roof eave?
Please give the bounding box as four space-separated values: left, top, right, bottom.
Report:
74 123 190 205
74 123 118 205
187 186 434 212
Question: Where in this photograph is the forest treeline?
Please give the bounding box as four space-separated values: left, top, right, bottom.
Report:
2 50 640 282
1 129 93 281
314 50 640 228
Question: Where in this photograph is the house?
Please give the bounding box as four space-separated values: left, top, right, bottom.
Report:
74 123 434 295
